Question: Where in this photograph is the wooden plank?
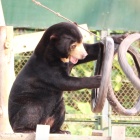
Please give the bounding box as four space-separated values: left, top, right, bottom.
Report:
112 126 125 140
0 133 35 140
0 26 6 117
35 125 50 140
49 134 110 140
13 24 93 54
92 130 103 136
0 133 140 140
0 133 110 140
13 31 44 53
0 26 14 133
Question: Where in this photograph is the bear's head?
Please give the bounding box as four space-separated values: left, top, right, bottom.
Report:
35 22 87 64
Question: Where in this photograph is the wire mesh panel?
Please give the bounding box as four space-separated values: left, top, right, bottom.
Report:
62 121 96 135
111 39 140 137
112 56 140 112
14 30 140 136
14 52 33 75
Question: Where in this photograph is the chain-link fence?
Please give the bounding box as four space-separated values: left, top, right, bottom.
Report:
14 29 140 137
111 41 140 137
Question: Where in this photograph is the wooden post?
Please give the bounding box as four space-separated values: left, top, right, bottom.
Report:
0 0 5 26
35 125 50 140
112 126 125 140
92 130 103 136
0 26 14 133
0 128 140 140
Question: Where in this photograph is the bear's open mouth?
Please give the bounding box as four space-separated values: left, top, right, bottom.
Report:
69 55 78 64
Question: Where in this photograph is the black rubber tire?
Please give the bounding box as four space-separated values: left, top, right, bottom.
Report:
92 33 140 115
107 33 140 115
107 80 140 116
128 47 140 78
91 37 114 113
118 33 140 90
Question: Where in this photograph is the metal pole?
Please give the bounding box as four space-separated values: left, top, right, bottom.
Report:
100 30 111 136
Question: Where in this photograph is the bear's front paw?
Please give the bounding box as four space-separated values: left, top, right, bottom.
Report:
111 33 129 44
92 75 102 88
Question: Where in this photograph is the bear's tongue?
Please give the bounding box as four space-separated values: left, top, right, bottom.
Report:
70 56 78 64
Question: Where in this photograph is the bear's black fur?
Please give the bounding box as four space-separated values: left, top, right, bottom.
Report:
8 22 103 133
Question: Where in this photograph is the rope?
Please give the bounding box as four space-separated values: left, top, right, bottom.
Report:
32 0 102 39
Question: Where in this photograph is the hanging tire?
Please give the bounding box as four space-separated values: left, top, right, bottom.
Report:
91 37 114 113
107 33 140 115
118 33 140 90
107 80 140 116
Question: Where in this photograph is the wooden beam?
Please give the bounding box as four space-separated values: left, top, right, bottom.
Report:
0 27 6 117
0 0 5 25
0 133 140 140
92 130 103 136
0 26 14 133
13 24 93 54
0 133 35 140
49 134 110 140
13 31 44 53
0 133 110 140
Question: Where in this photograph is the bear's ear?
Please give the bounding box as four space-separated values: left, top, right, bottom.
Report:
50 35 58 42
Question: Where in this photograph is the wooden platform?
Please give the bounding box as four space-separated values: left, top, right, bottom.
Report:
0 133 140 140
0 126 140 140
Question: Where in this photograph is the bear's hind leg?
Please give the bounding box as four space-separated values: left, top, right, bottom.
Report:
48 98 71 134
11 101 44 133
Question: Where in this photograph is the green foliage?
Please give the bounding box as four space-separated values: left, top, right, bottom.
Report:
112 53 135 92
126 126 140 137
66 105 80 114
77 102 92 114
71 61 94 77
67 123 93 135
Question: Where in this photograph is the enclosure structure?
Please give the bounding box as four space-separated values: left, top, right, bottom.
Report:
1 126 140 140
0 0 140 137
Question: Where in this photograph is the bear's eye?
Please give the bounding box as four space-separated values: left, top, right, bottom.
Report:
70 44 77 50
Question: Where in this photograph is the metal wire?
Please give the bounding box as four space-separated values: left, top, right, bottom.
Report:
32 0 102 39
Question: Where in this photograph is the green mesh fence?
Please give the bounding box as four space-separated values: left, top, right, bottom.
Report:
14 29 140 137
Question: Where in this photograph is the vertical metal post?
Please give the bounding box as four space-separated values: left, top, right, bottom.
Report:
101 99 110 135
100 30 111 136
108 104 112 136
